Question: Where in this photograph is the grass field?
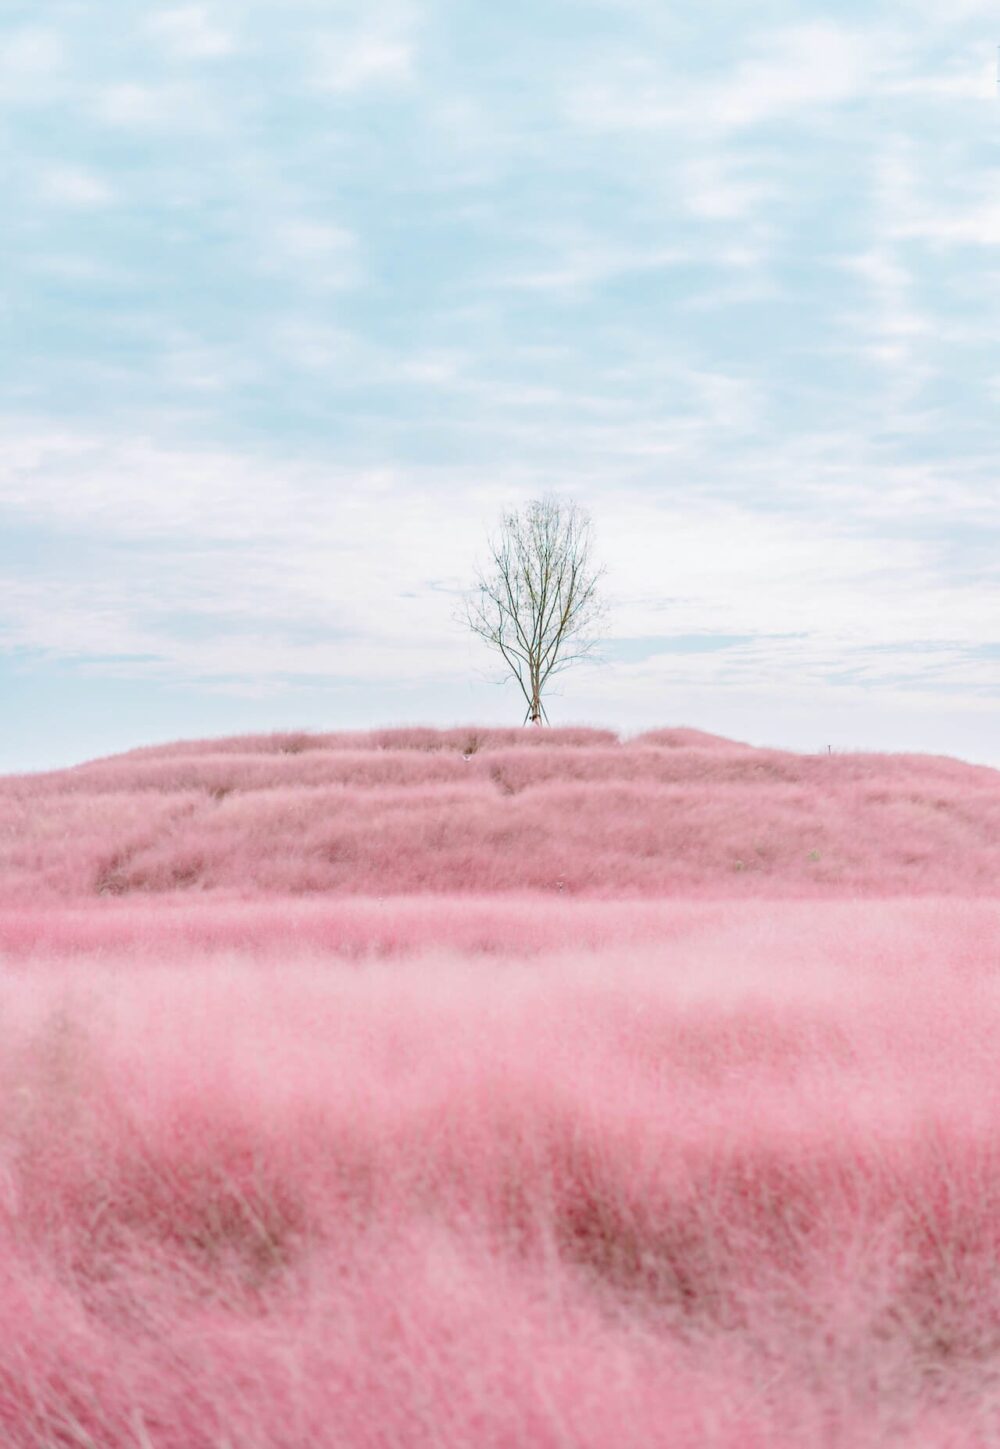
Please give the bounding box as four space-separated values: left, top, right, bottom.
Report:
3 729 1000 1446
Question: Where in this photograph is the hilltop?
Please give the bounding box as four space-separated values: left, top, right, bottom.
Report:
2 725 998 901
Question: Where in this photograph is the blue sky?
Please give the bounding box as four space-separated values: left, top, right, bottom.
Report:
2 0 999 770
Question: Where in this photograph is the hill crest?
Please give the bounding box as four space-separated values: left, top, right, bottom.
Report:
2 727 997 901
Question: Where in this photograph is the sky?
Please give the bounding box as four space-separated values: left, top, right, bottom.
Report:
2 0 999 772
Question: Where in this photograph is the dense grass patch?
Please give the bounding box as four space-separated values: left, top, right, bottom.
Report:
4 729 1000 1444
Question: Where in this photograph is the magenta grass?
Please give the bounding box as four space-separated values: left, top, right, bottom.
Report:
3 727 1000 901
4 728 1000 1446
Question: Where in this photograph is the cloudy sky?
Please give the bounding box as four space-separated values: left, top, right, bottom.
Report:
2 0 999 771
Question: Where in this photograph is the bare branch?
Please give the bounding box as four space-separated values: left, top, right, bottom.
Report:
464 496 606 724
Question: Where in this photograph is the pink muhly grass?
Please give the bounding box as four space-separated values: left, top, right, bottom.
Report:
4 727 1000 1444
2 934 1000 1444
2 728 1000 902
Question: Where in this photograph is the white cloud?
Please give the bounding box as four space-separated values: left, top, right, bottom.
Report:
678 156 777 221
96 83 167 125
903 0 1000 19
275 221 356 259
884 45 995 101
264 220 360 290
0 26 65 100
94 81 220 130
867 135 1000 263
272 319 364 372
147 5 236 60
686 371 761 433
1 418 998 706
0 578 155 661
38 166 115 208
598 496 1000 696
309 29 414 93
157 334 259 393
714 22 874 130
492 237 687 293
398 350 466 386
898 198 1000 248
567 21 880 136
0 422 482 686
840 247 933 398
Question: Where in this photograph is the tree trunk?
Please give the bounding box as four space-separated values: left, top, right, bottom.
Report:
529 679 542 725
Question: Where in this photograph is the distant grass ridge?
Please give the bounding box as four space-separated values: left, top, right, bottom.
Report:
2 726 998 900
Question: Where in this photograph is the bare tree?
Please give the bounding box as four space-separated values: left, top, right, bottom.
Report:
466 496 605 724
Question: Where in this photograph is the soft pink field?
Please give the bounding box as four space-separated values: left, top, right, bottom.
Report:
5 727 1000 900
3 729 1000 1446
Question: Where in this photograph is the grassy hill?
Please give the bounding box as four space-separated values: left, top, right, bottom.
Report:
3 726 998 901
4 726 1000 1447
